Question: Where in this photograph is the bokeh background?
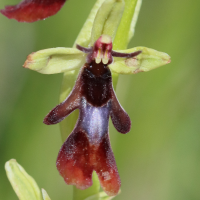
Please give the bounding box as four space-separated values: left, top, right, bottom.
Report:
0 0 200 199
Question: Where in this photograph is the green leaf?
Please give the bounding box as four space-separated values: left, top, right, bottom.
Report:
109 47 171 74
42 189 51 200
23 48 85 74
5 159 43 200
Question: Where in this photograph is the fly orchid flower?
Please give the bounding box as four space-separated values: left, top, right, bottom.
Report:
42 34 142 195
0 0 67 22
2 0 171 197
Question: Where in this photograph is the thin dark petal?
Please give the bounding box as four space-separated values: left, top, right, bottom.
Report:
0 0 66 22
110 91 131 134
43 87 80 125
76 44 93 54
111 50 142 58
95 133 121 196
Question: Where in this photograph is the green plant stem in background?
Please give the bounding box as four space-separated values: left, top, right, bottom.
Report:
58 0 141 199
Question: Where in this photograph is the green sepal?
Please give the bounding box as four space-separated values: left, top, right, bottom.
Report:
5 159 43 200
90 0 116 45
91 0 125 45
23 48 85 74
109 47 171 74
74 0 106 47
42 189 51 200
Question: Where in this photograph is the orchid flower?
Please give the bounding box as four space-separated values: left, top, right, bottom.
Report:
41 34 141 196
22 0 170 196
2 0 171 198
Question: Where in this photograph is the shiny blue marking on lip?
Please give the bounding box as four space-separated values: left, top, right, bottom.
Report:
79 98 110 144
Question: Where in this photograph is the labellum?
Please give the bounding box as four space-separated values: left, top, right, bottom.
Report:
44 35 141 196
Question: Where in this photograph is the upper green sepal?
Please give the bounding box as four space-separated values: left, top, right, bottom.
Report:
23 47 85 74
91 0 125 45
109 47 171 74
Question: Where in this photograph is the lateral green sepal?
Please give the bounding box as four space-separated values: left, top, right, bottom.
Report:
109 47 171 74
23 48 85 74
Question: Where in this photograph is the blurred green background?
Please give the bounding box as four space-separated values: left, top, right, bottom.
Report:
0 0 200 199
